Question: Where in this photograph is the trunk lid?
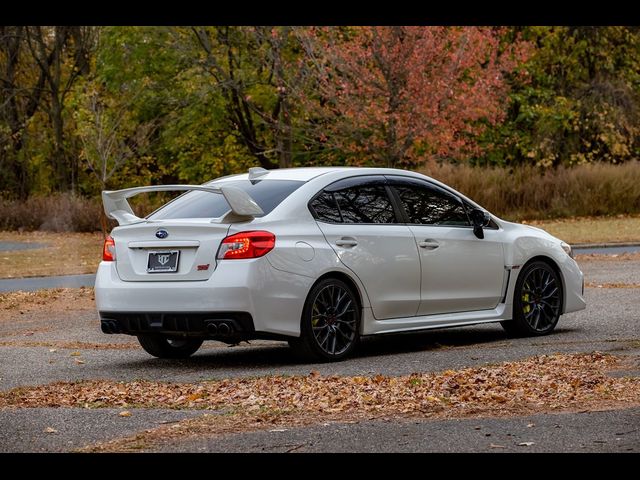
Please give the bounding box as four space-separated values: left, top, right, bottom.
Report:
112 219 231 282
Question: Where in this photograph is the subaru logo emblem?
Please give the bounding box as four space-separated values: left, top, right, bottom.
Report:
155 229 169 239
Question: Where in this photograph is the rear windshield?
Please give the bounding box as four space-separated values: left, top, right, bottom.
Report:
148 179 304 220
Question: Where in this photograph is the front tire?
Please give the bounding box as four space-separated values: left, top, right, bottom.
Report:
289 278 360 362
137 334 203 359
502 260 563 337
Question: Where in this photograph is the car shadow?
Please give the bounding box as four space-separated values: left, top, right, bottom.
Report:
114 323 547 370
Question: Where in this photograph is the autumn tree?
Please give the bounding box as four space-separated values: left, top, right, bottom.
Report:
188 26 315 169
24 26 97 192
0 26 51 197
483 26 640 167
300 26 528 168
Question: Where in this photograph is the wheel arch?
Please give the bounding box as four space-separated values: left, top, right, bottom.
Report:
311 271 364 312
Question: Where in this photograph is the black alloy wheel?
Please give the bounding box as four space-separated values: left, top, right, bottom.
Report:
502 260 562 336
290 278 360 361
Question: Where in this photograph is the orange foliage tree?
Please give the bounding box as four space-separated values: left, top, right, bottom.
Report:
299 26 529 167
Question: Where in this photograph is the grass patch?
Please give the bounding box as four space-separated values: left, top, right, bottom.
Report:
527 215 640 244
0 231 102 278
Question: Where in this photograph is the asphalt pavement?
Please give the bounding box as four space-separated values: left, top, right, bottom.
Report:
0 256 639 452
0 241 49 251
0 274 96 292
155 408 640 453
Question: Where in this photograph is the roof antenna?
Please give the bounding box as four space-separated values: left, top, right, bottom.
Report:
248 167 269 180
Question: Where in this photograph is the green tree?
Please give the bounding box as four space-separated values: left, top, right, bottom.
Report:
483 26 640 167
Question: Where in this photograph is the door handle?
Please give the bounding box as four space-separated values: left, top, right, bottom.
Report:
335 237 358 247
418 239 439 249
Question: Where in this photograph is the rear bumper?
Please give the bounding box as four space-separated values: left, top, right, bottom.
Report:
99 311 254 335
94 258 313 337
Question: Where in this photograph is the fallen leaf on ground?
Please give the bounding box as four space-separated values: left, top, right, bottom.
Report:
490 444 506 449
518 442 535 446
527 423 535 428
49 348 57 353
44 427 57 433
119 411 132 417
70 351 81 357
2 351 638 453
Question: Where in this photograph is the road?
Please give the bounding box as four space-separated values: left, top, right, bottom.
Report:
0 256 639 452
0 274 95 292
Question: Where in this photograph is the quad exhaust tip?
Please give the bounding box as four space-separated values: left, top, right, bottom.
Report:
206 322 218 335
218 322 231 335
205 320 234 336
101 320 120 334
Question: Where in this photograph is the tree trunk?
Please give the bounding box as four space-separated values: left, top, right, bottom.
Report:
50 95 68 190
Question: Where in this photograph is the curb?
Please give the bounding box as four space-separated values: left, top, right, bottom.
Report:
572 242 640 249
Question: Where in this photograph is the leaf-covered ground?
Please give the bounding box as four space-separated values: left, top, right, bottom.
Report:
0 340 137 350
1 352 638 452
0 288 95 322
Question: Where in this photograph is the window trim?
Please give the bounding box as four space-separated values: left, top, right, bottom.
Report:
308 173 500 230
308 175 403 225
386 175 472 228
384 175 500 230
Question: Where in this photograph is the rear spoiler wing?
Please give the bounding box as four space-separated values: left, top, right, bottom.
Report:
102 184 264 226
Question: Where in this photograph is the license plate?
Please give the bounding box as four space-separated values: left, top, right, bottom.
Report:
147 251 180 273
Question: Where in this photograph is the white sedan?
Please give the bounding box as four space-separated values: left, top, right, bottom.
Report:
96 167 586 361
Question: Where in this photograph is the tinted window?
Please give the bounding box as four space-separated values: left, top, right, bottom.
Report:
393 182 470 226
149 180 304 220
310 191 342 223
334 185 397 224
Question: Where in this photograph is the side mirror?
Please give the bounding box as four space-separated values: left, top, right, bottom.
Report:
470 208 491 239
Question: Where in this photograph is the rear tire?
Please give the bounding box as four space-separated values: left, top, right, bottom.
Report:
501 260 563 337
289 278 360 362
137 334 203 359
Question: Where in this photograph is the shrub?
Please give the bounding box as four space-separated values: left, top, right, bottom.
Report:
1 162 639 231
423 161 640 221
0 194 103 232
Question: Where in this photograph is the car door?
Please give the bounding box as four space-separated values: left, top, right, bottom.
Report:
387 176 506 316
310 176 421 320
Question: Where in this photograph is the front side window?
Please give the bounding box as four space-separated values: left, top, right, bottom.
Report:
392 180 470 226
334 185 397 224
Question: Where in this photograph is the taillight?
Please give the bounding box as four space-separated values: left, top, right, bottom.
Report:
103 235 116 261
217 231 275 260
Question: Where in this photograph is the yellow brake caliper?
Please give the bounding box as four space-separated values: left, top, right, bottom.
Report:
522 293 530 313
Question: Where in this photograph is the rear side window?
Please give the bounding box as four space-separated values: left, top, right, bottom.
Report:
393 181 470 226
149 179 304 220
309 192 342 223
334 185 397 224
